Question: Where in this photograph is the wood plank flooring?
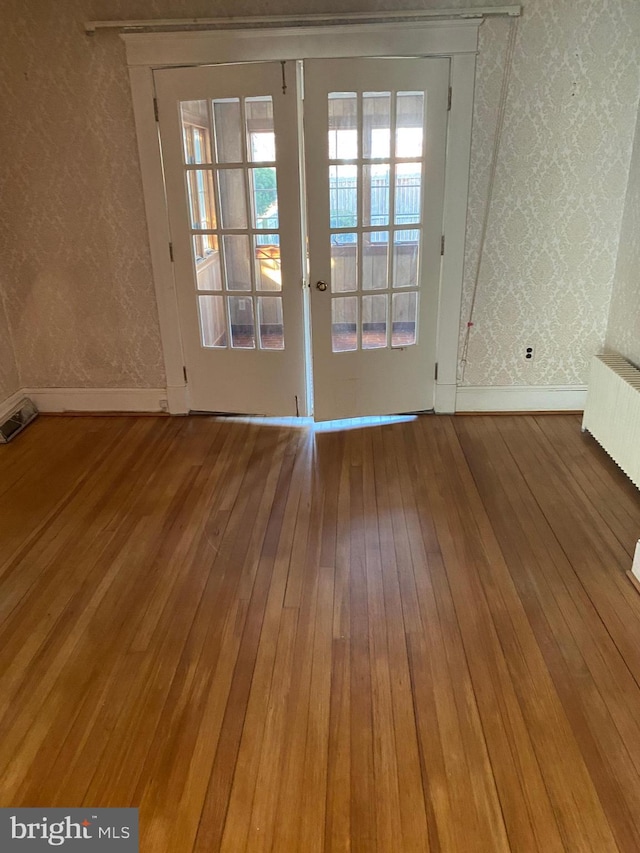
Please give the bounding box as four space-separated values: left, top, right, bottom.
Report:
1 413 640 851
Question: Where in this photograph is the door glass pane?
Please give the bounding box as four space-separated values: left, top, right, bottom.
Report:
330 165 357 228
393 231 420 288
246 97 275 162
199 295 226 347
255 236 282 291
186 170 216 230
394 163 421 225
194 235 222 291
229 296 256 348
213 99 243 163
396 92 424 158
363 92 391 159
250 167 279 229
328 93 358 160
223 235 252 291
362 294 388 349
179 87 289 364
364 165 390 226
332 296 358 352
363 232 388 290
331 234 357 293
392 292 418 346
257 296 284 350
218 170 247 228
181 101 212 164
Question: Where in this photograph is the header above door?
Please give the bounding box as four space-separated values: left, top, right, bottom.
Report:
121 20 481 68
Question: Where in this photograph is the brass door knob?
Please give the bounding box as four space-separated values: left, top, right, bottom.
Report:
316 280 328 291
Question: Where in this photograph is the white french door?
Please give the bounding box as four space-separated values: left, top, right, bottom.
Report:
154 57 449 419
304 58 449 420
155 62 306 415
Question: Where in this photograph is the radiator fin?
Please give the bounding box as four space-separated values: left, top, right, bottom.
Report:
582 354 640 490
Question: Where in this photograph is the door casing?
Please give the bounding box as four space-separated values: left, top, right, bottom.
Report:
123 21 480 414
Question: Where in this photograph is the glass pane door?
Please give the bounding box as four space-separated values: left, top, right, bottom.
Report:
154 62 305 416
304 58 449 421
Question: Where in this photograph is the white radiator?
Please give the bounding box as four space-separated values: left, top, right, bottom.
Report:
582 354 640 490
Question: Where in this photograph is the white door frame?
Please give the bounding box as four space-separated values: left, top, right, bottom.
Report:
123 20 480 414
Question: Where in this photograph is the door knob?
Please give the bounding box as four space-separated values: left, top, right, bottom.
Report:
316 280 328 291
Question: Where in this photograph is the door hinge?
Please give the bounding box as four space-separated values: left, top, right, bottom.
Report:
153 97 159 122
440 235 445 256
434 362 439 381
183 366 188 383
169 242 174 262
447 86 452 111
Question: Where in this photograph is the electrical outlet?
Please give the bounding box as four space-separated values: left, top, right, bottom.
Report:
524 346 535 362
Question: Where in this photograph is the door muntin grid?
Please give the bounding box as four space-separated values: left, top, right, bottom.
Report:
327 90 425 353
180 96 284 351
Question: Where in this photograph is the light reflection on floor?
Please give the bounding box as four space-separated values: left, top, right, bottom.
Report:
311 414 418 432
192 413 420 432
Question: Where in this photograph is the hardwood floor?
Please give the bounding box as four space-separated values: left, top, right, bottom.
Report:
1 413 640 851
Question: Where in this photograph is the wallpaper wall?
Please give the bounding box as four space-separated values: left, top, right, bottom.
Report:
605 105 640 369
0 0 166 389
459 0 640 386
0 286 20 402
0 0 639 394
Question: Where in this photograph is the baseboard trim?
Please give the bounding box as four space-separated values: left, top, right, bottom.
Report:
5 383 587 416
0 388 26 422
456 385 587 413
25 387 168 414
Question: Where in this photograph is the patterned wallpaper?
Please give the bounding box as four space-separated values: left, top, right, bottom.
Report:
0 0 639 394
0 290 19 402
0 0 165 389
605 106 640 369
460 0 640 386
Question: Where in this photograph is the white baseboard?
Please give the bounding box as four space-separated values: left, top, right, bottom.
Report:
0 388 26 422
4 383 587 417
25 387 168 413
456 384 587 413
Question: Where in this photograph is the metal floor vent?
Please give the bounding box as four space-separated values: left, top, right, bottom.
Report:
0 398 38 443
